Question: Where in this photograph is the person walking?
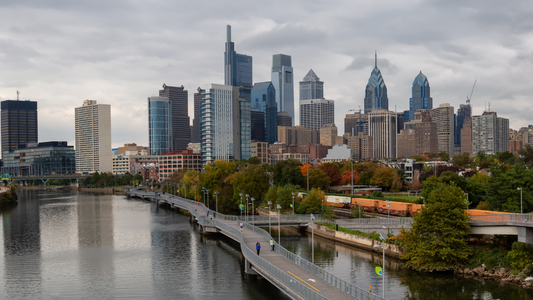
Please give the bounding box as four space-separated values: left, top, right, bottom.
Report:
256 242 261 256
240 222 243 231
270 238 274 251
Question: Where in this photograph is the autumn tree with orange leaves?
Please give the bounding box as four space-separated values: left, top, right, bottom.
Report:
341 170 359 185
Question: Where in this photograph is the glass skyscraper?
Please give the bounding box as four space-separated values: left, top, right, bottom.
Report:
404 71 433 122
364 53 388 114
224 25 253 102
148 97 172 155
271 54 294 125
299 69 323 100
251 81 277 144
1 100 38 157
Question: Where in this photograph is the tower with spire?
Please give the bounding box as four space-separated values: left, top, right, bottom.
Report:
364 52 389 114
404 71 433 122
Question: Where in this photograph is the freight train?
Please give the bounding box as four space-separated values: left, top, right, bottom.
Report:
298 193 508 217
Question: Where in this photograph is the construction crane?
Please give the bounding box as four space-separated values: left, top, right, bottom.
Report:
466 80 477 104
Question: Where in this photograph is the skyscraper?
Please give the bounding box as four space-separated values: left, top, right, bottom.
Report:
364 53 388 114
299 69 323 100
191 88 202 143
74 100 112 173
455 103 472 152
430 103 455 157
224 25 253 102
251 81 277 144
271 54 294 124
1 100 38 157
405 71 433 122
148 97 172 155
200 84 250 165
472 111 509 155
299 99 334 131
159 84 190 152
250 109 265 142
368 109 396 159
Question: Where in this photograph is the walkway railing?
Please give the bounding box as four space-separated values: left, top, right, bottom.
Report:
469 213 533 223
336 218 413 226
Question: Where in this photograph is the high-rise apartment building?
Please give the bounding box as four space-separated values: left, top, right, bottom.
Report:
74 100 112 173
368 109 396 159
409 109 438 155
277 126 319 145
191 88 202 143
346 132 374 161
472 111 509 155
344 112 369 136
251 81 277 144
159 84 190 152
1 100 38 157
460 118 473 155
271 54 294 124
148 97 172 155
397 129 416 158
299 69 323 101
224 25 253 102
430 103 455 157
320 124 343 146
200 84 250 165
404 71 432 122
299 99 334 131
364 53 388 114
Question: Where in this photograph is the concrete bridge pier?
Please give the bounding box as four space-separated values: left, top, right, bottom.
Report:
244 258 259 276
38 182 46 191
518 227 533 244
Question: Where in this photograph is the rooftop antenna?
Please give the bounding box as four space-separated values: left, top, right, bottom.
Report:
489 102 490 112
16 90 19 101
375 51 377 68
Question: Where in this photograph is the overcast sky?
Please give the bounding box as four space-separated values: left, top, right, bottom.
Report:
0 0 532 148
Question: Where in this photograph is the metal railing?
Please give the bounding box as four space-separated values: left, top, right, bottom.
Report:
469 213 533 223
336 218 413 226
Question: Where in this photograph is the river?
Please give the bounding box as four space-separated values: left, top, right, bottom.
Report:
0 190 531 300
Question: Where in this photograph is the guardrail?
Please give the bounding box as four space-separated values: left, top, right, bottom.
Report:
336 218 413 226
469 213 533 223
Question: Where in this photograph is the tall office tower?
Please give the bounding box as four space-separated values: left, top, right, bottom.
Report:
406 109 438 155
397 112 405 134
1 100 38 157
472 111 509 155
159 84 190 152
344 112 369 136
251 82 277 144
455 103 472 151
200 84 250 165
346 132 374 161
299 99 334 131
364 53 388 114
430 103 455 157
271 54 294 124
74 100 112 173
250 109 265 142
299 69 324 101
461 118 473 155
224 25 253 102
368 109 397 159
277 126 320 145
148 97 172 155
191 88 202 143
404 71 433 122
397 129 416 158
277 112 292 128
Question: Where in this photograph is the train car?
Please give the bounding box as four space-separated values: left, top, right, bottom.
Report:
326 195 352 208
376 201 412 217
351 198 379 212
409 204 423 216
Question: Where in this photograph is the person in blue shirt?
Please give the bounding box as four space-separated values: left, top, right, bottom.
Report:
256 242 261 256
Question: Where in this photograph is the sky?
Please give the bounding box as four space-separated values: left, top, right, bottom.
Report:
0 0 532 148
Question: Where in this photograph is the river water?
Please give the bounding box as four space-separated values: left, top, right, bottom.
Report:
0 190 531 300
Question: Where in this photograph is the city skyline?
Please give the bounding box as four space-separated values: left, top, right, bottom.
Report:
0 1 530 147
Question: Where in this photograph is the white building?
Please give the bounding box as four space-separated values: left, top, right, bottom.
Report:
322 145 352 163
112 154 129 175
368 109 397 159
75 100 112 174
300 99 335 131
472 111 509 155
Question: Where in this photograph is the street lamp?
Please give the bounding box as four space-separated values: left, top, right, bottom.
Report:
239 193 243 220
177 183 180 196
277 204 281 243
267 201 272 235
292 192 295 215
310 213 316 264
518 187 523 216
373 227 387 299
245 194 250 223
357 202 362 219
421 196 425 206
202 187 206 204
215 191 219 214
251 197 255 226
307 163 310 192
193 185 196 202
351 160 354 195
465 192 469 214
206 189 210 209
387 201 391 219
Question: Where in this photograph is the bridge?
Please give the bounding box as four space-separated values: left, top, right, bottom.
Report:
11 175 84 190
125 189 387 300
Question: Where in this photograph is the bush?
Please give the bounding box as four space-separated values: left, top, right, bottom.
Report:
507 242 533 270
372 191 384 197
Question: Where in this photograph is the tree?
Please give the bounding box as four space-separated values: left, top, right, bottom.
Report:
308 169 330 191
518 144 533 169
318 163 342 186
275 184 300 210
322 205 337 223
247 156 261 165
297 188 324 214
299 163 313 177
452 153 474 169
273 159 304 187
438 151 450 162
340 169 358 185
370 166 395 189
485 164 533 212
401 183 473 271
391 171 404 192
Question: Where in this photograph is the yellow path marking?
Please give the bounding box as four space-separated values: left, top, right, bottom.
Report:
287 271 320 292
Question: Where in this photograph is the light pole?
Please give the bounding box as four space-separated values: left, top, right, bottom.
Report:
177 183 180 196
202 187 206 205
268 201 272 235
310 213 315 264
251 197 255 226
184 184 187 199
277 204 281 244
206 189 210 209
358 202 362 219
215 191 219 214
245 194 250 223
307 163 309 192
387 201 391 219
373 228 387 299
239 193 243 220
351 160 354 195
421 197 425 206
292 192 295 215
194 185 196 202
518 187 523 219
465 192 469 214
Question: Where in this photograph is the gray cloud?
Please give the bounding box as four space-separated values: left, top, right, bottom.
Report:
344 56 398 74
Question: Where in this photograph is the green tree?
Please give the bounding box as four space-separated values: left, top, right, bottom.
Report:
452 153 474 168
370 166 395 189
308 169 330 191
438 151 450 162
275 184 300 210
322 205 337 223
273 159 304 187
391 171 403 192
297 188 324 214
401 183 472 271
518 144 533 169
92 171 100 186
351 204 366 218
485 164 533 212
247 156 261 165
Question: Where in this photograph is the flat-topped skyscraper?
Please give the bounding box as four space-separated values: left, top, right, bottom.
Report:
1 100 38 157
159 84 190 152
271 54 294 125
224 25 253 102
364 53 388 114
